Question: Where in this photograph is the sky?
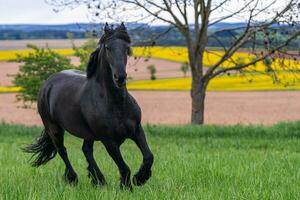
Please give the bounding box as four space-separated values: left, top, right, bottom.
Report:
0 0 89 24
0 0 287 25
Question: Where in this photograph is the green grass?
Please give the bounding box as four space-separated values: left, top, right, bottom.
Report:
1 122 300 199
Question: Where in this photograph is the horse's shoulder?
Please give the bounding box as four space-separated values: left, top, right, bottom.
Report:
127 93 139 107
126 93 141 118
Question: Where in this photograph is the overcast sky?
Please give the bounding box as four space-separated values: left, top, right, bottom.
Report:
0 0 287 25
0 0 89 24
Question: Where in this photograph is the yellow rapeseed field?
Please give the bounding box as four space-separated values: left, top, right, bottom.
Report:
0 49 74 61
127 73 300 91
133 47 300 72
1 47 299 73
3 73 300 92
0 86 23 93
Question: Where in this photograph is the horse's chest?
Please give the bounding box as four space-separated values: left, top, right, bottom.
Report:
94 105 137 137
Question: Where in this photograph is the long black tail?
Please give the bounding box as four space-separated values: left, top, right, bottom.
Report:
22 129 57 167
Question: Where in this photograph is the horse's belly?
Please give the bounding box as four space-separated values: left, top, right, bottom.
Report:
50 99 96 140
88 116 137 142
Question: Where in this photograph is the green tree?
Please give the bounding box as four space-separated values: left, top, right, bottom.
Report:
147 64 157 80
180 62 189 77
72 37 97 70
14 44 74 105
263 56 273 72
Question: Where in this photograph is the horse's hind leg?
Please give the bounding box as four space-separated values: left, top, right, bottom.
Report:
48 124 78 184
82 140 106 186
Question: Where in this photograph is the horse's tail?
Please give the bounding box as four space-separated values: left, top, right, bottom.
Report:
22 129 57 167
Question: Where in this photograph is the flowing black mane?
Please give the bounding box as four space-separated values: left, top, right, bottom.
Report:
86 25 131 79
86 48 101 78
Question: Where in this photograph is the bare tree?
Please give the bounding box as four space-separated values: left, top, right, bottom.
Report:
47 0 300 124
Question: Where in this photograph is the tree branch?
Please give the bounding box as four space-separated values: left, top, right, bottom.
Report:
209 30 300 79
203 0 296 80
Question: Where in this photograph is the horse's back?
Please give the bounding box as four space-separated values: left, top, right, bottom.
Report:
39 69 86 103
47 69 86 85
38 70 91 137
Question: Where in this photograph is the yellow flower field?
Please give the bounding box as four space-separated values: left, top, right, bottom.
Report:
127 73 300 91
133 47 300 72
0 49 74 61
1 73 300 92
1 47 299 73
0 86 23 93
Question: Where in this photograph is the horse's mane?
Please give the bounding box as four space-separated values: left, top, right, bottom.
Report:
86 48 101 78
86 25 131 79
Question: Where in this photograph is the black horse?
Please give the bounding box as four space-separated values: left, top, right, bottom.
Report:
23 23 153 190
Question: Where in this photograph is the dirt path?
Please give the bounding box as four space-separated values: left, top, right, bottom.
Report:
0 39 87 50
0 62 18 86
1 91 300 126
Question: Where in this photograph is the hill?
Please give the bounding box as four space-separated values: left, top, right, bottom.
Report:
0 23 299 49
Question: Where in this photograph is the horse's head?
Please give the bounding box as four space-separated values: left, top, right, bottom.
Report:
99 23 132 88
86 23 131 88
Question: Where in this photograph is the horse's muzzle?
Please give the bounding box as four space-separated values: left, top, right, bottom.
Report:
114 73 127 88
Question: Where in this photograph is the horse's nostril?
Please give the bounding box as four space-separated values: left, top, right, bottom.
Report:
118 77 126 83
113 74 117 79
116 76 126 85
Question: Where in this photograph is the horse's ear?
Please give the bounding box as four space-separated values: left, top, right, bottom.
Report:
86 49 99 79
120 22 126 30
104 22 110 34
118 22 127 31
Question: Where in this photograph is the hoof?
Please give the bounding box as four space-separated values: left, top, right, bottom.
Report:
64 170 78 185
132 169 152 186
120 176 133 192
88 173 106 187
120 182 133 192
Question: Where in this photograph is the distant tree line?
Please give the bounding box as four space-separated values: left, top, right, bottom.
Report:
0 30 86 40
1 25 300 50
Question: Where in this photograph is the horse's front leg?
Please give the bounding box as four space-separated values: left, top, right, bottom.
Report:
132 125 154 186
103 141 132 191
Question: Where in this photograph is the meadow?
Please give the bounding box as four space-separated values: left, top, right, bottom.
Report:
1 122 300 199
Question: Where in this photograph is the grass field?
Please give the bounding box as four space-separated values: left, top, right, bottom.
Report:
1 122 300 199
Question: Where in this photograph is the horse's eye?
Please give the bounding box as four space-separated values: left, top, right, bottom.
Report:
105 45 110 51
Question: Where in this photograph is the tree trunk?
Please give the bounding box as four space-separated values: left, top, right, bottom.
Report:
186 31 208 124
191 76 207 124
